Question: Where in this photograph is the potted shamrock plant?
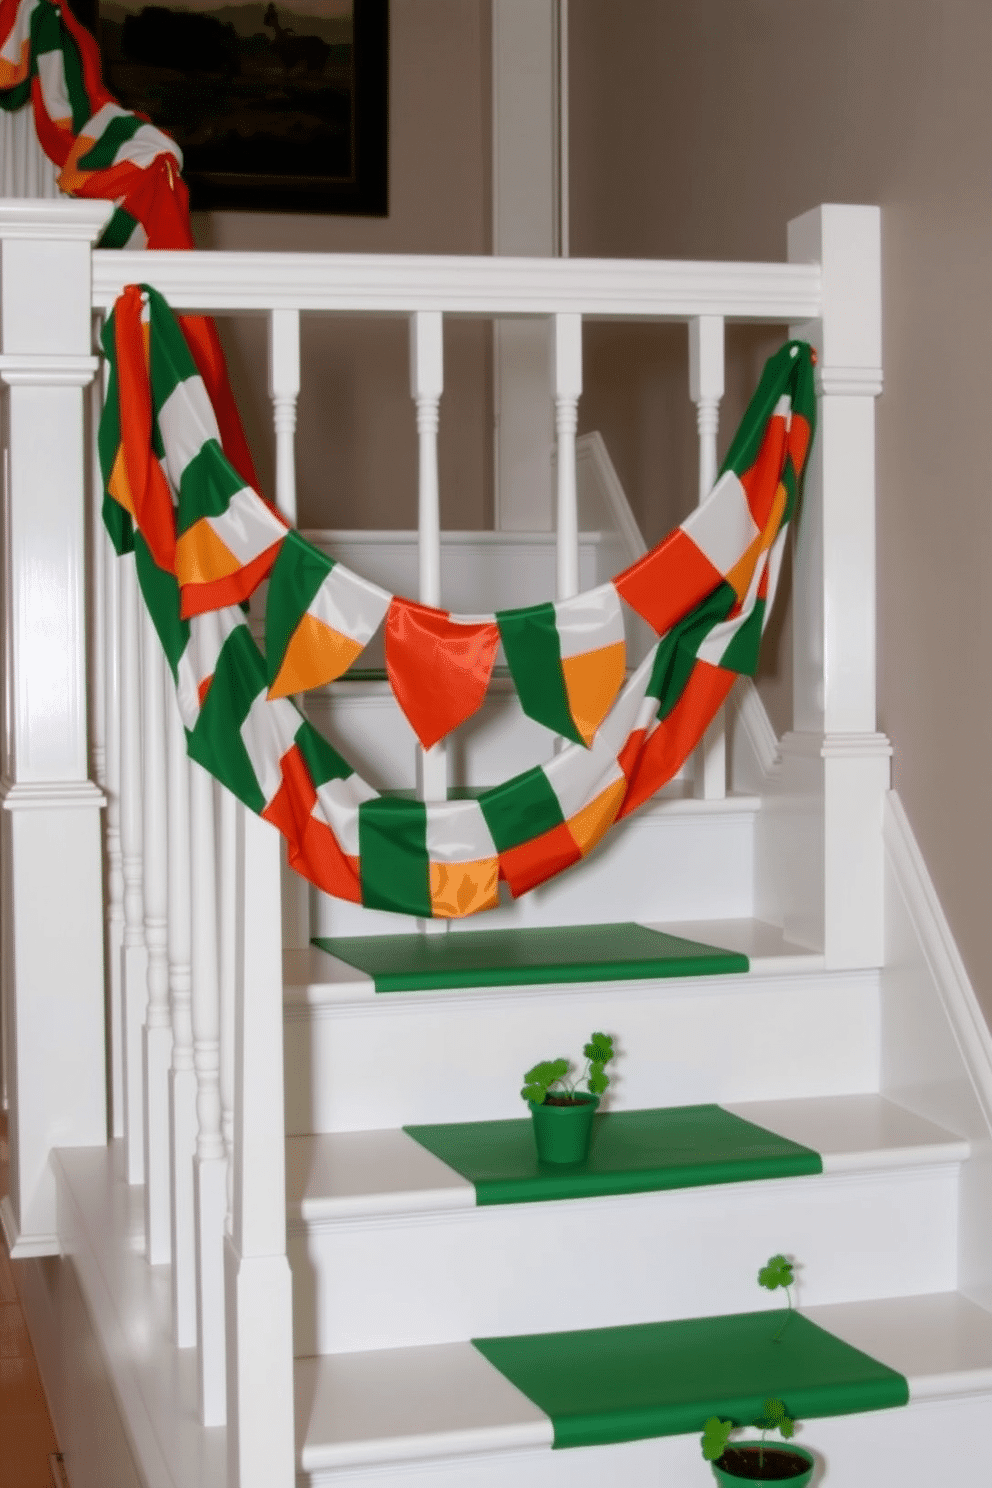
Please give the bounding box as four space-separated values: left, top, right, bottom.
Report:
700 1254 815 1483
520 1031 614 1164
702 1401 814 1484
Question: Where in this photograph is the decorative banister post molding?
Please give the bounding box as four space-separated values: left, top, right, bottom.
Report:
553 311 581 600
0 200 111 1256
769 203 890 968
224 807 294 1488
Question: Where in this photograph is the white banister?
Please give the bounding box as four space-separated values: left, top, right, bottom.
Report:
166 682 196 1347
190 759 227 1426
689 314 727 801
268 308 300 526
142 607 172 1263
552 310 581 599
119 555 147 1187
224 806 294 1488
410 310 447 807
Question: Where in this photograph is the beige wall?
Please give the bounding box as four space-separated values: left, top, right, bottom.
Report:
191 0 493 530
569 0 992 1015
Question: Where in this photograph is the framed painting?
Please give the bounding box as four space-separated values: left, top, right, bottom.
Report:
73 0 388 214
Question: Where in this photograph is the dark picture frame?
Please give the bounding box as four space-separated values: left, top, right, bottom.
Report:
72 0 388 214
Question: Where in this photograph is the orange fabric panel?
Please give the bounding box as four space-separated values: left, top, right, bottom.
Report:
430 858 500 918
499 821 582 899
618 662 736 819
386 598 500 750
614 530 723 636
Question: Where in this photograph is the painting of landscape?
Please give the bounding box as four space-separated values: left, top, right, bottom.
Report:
98 0 387 212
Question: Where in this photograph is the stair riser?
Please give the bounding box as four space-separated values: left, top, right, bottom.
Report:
309 804 756 937
298 1393 992 1488
289 1164 959 1355
284 971 879 1134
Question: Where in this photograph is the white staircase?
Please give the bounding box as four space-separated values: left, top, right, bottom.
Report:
277 908 992 1487
5 200 992 1488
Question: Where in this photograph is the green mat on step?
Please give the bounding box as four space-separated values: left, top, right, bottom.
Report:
472 1310 909 1450
404 1104 821 1205
313 922 748 992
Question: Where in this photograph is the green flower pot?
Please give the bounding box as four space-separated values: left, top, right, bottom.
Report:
710 1443 815 1486
528 1093 599 1164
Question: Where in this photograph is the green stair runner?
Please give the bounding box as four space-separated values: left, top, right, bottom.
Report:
313 922 748 993
473 1310 909 1450
405 1105 821 1205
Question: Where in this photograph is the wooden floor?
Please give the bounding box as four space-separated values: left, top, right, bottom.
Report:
0 1113 61 1488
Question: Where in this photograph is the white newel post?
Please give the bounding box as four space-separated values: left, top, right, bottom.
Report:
776 204 890 966
268 308 309 952
190 759 227 1425
0 200 112 1256
689 315 727 801
224 806 294 1488
142 607 173 1262
411 310 447 808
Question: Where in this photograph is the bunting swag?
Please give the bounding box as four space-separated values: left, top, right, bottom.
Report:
0 0 260 494
100 281 815 919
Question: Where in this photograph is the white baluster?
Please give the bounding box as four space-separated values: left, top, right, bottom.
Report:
105 546 125 1140
166 682 196 1347
689 315 727 801
268 309 300 526
224 807 294 1488
217 784 237 1230
268 308 310 950
89 357 107 795
190 759 226 1426
142 607 172 1261
410 311 447 808
94 343 125 1141
119 555 148 1186
553 311 582 601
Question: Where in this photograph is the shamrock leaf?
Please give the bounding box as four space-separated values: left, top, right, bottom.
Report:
584 1032 614 1065
758 1254 794 1292
701 1417 734 1462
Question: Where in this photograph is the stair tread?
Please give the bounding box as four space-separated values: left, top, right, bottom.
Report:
286 1095 968 1222
295 1292 992 1470
284 917 822 1007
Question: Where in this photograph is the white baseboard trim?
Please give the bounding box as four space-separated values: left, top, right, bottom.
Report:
884 790 992 1131
0 1192 60 1257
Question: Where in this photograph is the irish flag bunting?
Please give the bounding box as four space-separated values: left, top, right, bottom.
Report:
497 585 627 747
0 0 260 497
266 531 392 698
98 273 814 917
